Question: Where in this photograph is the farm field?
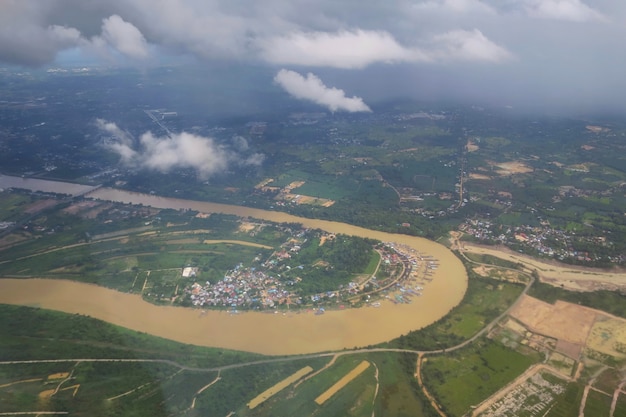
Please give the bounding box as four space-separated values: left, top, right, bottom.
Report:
2 247 626 416
2 82 626 417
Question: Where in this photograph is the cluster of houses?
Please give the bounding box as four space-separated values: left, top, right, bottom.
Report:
460 218 620 264
183 228 439 310
184 231 374 309
187 264 291 308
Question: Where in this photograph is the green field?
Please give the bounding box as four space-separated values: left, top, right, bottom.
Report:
613 394 626 417
391 275 525 351
3 68 626 417
582 389 612 416
0 304 443 417
0 193 33 221
0 202 387 307
422 338 541 416
528 281 626 319
463 252 523 270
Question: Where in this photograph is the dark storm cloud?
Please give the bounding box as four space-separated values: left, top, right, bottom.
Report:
0 0 519 66
0 0 624 112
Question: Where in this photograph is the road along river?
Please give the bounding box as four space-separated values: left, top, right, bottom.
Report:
0 186 467 355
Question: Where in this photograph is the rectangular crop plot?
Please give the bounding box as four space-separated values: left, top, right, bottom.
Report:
247 366 313 409
314 360 370 405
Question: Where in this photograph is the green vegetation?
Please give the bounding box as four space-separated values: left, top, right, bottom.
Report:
593 368 623 393
239 355 368 417
390 275 524 351
0 203 383 307
3 81 626 417
528 281 626 319
363 250 381 275
422 338 541 416
281 234 377 294
0 305 261 366
463 253 523 270
0 304 279 417
614 394 626 417
195 358 329 416
0 304 443 417
0 192 33 221
375 352 440 417
543 382 584 417
582 389 612 416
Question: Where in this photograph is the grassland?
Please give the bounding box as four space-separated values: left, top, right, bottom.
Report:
237 355 368 417
238 352 438 417
0 303 456 417
528 281 626 319
0 193 33 221
5 252 615 417
0 201 386 306
3 71 626 417
390 275 525 351
614 394 626 417
9 200 616 417
363 250 381 275
422 338 541 416
314 360 370 405
582 389 612 416
463 253 523 270
247 366 314 409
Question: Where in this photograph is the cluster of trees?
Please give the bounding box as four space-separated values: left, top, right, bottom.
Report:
391 273 523 352
528 281 626 318
280 234 376 295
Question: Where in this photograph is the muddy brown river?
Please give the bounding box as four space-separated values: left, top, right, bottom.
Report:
0 186 467 355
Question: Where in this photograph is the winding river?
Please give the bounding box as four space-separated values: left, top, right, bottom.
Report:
0 184 467 355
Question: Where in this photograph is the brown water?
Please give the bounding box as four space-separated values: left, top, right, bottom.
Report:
0 187 467 355
0 175 96 196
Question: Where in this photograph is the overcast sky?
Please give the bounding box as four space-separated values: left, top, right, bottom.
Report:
1 0 625 114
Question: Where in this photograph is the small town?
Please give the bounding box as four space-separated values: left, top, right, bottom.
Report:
185 231 438 311
459 218 624 265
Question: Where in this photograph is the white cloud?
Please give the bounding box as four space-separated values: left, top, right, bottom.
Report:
96 118 133 144
260 28 511 69
259 30 428 69
415 0 496 14
0 0 622 113
274 69 371 113
0 1 528 69
137 131 230 177
96 118 137 163
428 29 513 62
48 25 82 46
82 15 151 62
98 120 263 179
521 0 607 22
100 15 149 59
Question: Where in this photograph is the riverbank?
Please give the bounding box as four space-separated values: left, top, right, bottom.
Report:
0 275 464 355
0 183 468 355
462 243 626 292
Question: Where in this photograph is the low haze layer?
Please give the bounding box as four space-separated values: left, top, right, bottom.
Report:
0 0 624 113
